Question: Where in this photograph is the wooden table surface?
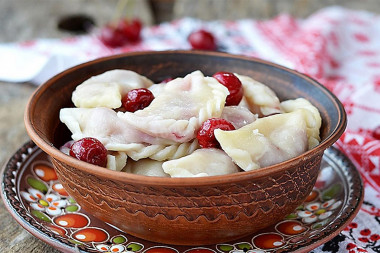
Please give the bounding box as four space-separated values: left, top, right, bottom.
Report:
1 1 379 252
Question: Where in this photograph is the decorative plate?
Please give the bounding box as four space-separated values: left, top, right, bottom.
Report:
1 141 363 253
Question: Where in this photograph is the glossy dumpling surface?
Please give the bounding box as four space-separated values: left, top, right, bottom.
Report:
123 159 169 177
221 106 258 129
125 140 199 161
235 73 281 116
60 107 200 161
59 107 176 147
72 69 153 109
120 70 229 143
107 152 128 171
280 98 322 149
215 111 310 171
162 148 240 177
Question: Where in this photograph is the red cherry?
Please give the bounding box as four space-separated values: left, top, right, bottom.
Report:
212 71 244 106
197 118 235 148
188 29 217 50
99 24 126 48
372 125 380 140
70 137 107 167
122 88 155 112
118 18 142 42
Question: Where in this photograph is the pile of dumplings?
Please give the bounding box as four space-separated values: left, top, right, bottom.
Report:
60 70 321 177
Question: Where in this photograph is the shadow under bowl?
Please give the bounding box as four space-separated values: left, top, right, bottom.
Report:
24 50 346 245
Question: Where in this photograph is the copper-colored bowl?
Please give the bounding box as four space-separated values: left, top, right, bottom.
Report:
24 50 346 245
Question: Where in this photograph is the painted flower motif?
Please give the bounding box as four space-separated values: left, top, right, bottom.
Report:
216 242 264 253
297 199 341 224
252 233 286 251
291 188 342 228
96 243 144 253
21 188 66 216
95 235 143 253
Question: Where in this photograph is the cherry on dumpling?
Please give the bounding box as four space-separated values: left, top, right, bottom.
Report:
69 137 107 167
197 118 235 148
213 71 244 106
122 88 155 112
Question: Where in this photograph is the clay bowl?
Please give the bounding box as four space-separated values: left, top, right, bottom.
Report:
25 50 346 245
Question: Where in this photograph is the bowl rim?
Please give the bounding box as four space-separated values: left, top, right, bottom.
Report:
24 50 347 187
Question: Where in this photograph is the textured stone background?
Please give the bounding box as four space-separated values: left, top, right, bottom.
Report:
1 0 379 252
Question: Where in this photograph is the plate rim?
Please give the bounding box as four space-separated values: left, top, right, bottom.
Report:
0 141 78 253
292 147 364 253
1 140 364 253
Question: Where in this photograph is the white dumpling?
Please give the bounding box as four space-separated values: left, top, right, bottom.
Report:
59 107 176 147
123 159 169 177
235 74 281 116
59 107 200 161
107 152 127 171
221 106 258 129
147 82 166 97
119 70 229 143
72 69 153 109
125 139 199 161
280 98 322 149
162 148 240 177
215 110 310 171
59 140 74 155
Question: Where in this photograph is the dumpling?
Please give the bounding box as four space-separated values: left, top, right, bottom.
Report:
215 110 310 171
162 148 240 177
58 139 127 171
280 98 321 149
221 106 258 129
107 151 127 171
72 69 153 109
59 107 176 146
147 82 166 97
123 159 169 177
125 139 199 161
119 70 229 143
235 74 281 116
59 140 74 155
59 107 199 161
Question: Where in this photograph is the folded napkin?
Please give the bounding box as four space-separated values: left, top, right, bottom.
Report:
1 6 379 252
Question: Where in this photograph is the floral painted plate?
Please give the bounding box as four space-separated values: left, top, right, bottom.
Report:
1 141 363 253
